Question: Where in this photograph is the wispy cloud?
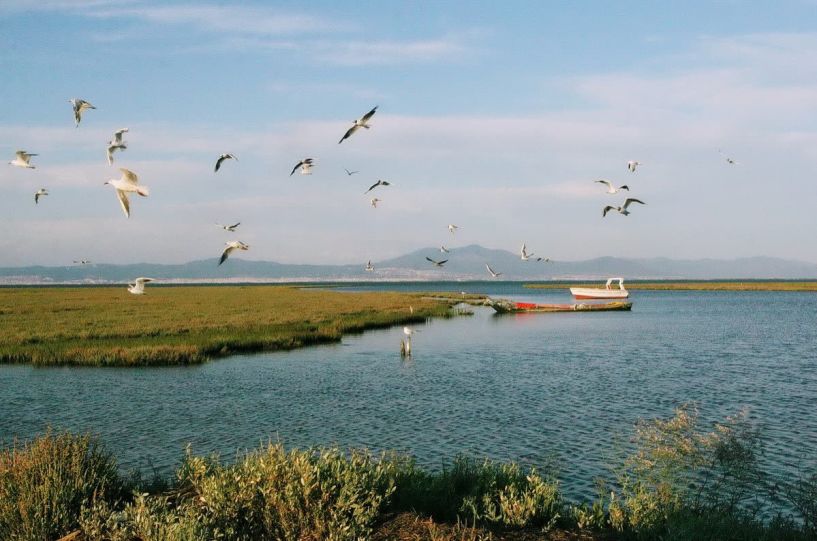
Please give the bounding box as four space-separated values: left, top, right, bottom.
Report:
314 37 468 66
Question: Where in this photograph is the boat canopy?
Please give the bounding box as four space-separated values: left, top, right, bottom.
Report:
605 277 625 289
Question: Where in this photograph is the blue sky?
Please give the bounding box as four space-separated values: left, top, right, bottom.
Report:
2 1 817 266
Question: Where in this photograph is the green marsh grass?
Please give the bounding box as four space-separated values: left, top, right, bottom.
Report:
0 286 455 366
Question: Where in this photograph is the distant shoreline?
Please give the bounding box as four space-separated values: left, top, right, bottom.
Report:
524 280 817 291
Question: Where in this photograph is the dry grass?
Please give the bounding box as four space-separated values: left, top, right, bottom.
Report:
0 285 454 366
524 281 817 291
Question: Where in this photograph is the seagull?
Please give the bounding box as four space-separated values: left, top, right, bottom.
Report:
344 168 359 176
338 105 378 144
426 257 448 267
440 246 450 253
448 224 458 234
106 128 129 165
34 188 48 204
219 240 249 266
627 160 641 173
365 260 375 272
535 257 551 263
595 179 629 194
69 98 96 127
603 198 646 217
290 158 314 176
486 264 502 278
73 259 92 265
9 150 37 169
718 149 738 165
364 179 391 194
104 168 149 218
520 243 534 261
214 153 237 172
370 198 381 208
403 326 420 338
127 277 154 295
216 222 241 232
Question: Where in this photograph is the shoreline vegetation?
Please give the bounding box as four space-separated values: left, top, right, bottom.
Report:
524 281 817 291
0 286 470 367
1 407 814 540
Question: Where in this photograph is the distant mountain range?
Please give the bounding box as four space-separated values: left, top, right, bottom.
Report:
2 245 817 284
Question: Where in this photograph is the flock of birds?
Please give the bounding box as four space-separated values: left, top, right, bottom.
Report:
7 100 740 296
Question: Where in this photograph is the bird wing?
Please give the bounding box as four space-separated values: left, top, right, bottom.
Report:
106 146 114 165
215 156 225 172
361 106 378 122
134 277 153 286
35 192 40 204
119 168 138 185
521 243 527 256
290 160 304 176
364 181 378 194
339 124 358 144
113 128 127 143
602 206 614 217
219 245 235 265
229 222 240 229
619 185 629 191
425 257 436 264
486 264 495 275
595 179 612 189
623 198 646 208
116 189 131 218
438 260 448 266
380 180 391 186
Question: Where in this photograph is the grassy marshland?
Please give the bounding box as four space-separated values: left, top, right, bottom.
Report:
524 281 817 291
2 407 815 540
0 286 457 366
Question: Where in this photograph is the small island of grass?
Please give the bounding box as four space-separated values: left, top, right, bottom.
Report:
0 285 459 367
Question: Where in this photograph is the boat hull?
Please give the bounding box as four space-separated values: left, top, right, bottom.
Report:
490 299 632 314
569 288 629 300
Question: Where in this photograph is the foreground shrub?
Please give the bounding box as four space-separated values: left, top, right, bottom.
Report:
0 431 121 540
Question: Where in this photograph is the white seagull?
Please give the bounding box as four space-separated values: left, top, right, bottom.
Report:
364 179 391 194
215 153 237 172
104 168 150 218
603 198 646 217
290 158 314 176
448 224 458 234
440 246 450 253
365 260 375 272
486 264 502 278
627 160 641 173
520 243 534 261
69 98 96 127
73 259 92 265
127 277 154 295
106 128 129 165
34 188 48 204
719 149 738 165
344 168 359 176
370 197 381 208
216 222 240 232
426 256 448 267
403 326 420 338
595 179 629 194
339 105 378 144
219 240 249 266
9 150 37 169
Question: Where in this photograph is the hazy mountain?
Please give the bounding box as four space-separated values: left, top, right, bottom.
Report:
1 245 816 284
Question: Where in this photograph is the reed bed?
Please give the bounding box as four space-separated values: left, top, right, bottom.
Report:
0 286 455 366
2 407 815 540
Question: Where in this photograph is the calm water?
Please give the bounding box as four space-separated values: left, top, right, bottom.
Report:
1 285 816 500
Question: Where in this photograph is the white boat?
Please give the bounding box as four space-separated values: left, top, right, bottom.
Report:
570 277 629 300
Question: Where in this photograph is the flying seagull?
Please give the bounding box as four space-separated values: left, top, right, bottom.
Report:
486 264 502 278
9 150 37 169
426 256 448 267
365 260 374 272
339 105 378 144
370 197 381 208
219 240 249 266
290 158 314 176
603 198 646 217
127 277 154 295
448 224 458 234
718 149 738 165
104 168 149 218
69 98 95 127
73 259 92 265
34 188 48 204
440 246 450 253
520 243 534 261
627 160 641 173
215 153 237 172
595 179 629 194
344 168 359 176
364 179 391 194
216 222 240 232
106 128 129 165
535 257 551 263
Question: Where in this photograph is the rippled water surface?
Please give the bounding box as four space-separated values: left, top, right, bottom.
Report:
2 285 816 500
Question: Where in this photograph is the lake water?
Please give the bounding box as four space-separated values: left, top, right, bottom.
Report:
1 284 816 501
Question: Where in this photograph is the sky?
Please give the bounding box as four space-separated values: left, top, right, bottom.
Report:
2 0 817 266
